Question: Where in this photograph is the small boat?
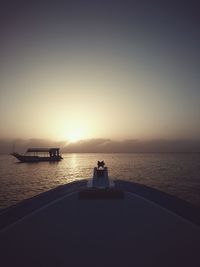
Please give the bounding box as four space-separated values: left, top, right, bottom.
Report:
11 147 63 162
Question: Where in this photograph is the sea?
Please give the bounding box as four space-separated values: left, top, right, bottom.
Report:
0 153 200 209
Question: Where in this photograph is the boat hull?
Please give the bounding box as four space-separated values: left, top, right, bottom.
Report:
0 180 200 267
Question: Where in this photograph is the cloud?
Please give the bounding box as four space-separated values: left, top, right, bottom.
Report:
0 138 66 154
0 138 200 154
63 138 200 153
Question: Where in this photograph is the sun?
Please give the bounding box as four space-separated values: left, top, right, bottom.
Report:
65 123 89 143
68 131 83 143
54 119 90 143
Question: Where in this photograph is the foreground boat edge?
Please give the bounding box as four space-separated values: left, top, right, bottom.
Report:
0 179 199 231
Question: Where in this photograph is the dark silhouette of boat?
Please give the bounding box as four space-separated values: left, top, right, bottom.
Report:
11 148 63 162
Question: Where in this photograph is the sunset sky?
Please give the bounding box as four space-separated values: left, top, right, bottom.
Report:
0 0 200 142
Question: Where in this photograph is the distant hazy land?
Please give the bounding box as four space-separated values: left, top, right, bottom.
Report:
1 138 200 154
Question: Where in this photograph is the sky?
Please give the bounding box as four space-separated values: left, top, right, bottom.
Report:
0 0 200 143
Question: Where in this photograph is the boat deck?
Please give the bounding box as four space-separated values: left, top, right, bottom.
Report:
0 183 200 267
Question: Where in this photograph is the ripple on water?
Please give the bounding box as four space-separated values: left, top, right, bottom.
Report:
0 153 200 208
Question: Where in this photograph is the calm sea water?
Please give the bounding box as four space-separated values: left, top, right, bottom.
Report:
0 153 200 209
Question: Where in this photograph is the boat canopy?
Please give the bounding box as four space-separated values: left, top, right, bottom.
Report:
26 148 60 153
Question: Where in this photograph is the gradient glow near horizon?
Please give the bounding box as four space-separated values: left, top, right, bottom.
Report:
0 0 200 142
